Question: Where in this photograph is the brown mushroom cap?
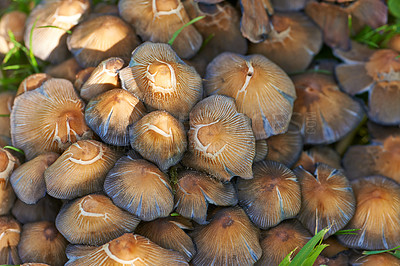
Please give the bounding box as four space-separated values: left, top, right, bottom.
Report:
130 110 187 171
295 163 356 238
0 180 16 215
65 233 188 265
365 49 400 82
237 161 301 229
254 139 269 162
118 0 202 59
350 253 400 266
16 73 52 97
367 121 400 141
191 206 262 265
204 52 296 139
174 170 237 224
294 146 342 173
337 176 400 250
368 80 400 125
249 12 323 74
0 216 21 265
11 196 62 224
119 42 203 121
11 78 93 160
45 58 82 82
0 147 17 183
271 0 309 11
44 140 120 199
183 95 255 181
0 11 26 54
85 88 146 146
74 67 95 92
56 194 140 245
0 91 14 138
67 15 140 68
239 0 271 43
104 157 174 221
18 221 68 266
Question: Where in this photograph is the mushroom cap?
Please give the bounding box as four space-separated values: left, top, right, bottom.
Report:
254 139 269 162
294 163 356 238
56 194 140 245
67 15 140 67
65 233 188 265
0 91 14 137
0 216 21 265
350 253 400 266
24 0 90 63
119 42 203 121
191 206 262 265
294 146 342 173
129 110 187 171
174 170 237 224
11 196 62 224
237 160 301 229
16 73 52 97
118 0 202 59
204 52 296 139
183 95 255 181
291 72 364 144
104 157 174 221
45 58 82 82
368 80 400 125
365 49 400 82
271 0 309 11
239 0 271 43
135 216 195 261
18 221 68 266
367 121 400 141
10 78 93 160
388 34 400 53
248 11 323 74
10 152 59 204
74 67 95 92
255 220 311 266
85 88 146 146
79 57 124 101
0 11 27 54
337 176 400 250
0 180 16 215
0 147 18 183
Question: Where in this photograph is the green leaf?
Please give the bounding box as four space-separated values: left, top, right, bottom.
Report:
0 114 10 117
302 244 329 266
393 250 400 259
362 245 400 256
37 25 72 34
278 248 296 266
170 212 180 217
3 146 25 155
168 16 205 46
389 0 400 19
334 228 360 235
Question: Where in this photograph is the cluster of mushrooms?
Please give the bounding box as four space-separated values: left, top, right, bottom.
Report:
0 0 399 265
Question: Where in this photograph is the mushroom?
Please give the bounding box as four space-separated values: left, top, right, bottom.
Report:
239 0 271 43
237 161 301 229
44 140 120 199
11 196 62 224
254 139 269 162
65 233 188 265
350 253 400 265
74 67 95 92
118 0 202 59
11 78 93 160
271 0 310 11
129 110 187 171
182 95 255 181
119 42 203 121
204 52 296 139
16 73 52 97
0 216 21 265
67 15 140 68
45 58 82 82
174 170 237 224
0 181 16 216
0 11 27 55
0 91 14 137
367 121 400 141
294 146 342 173
56 194 140 245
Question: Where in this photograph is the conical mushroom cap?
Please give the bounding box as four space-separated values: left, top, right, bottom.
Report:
183 95 255 181
130 110 187 171
337 176 400 250
135 216 195 261
237 161 301 229
292 72 364 144
65 233 188 265
104 157 174 221
85 89 146 146
118 0 202 59
294 164 356 238
10 152 59 204
11 78 93 160
45 140 120 199
0 216 21 265
191 206 262 265
56 194 140 245
16 73 52 97
11 196 62 224
174 170 237 224
18 221 68 266
67 15 140 67
119 42 203 121
204 52 296 139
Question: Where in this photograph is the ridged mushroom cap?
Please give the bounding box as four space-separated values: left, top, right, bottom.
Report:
129 110 187 171
10 78 93 160
0 216 21 265
174 170 237 224
67 15 140 67
44 140 120 199
237 161 301 229
191 206 262 265
183 95 255 181
11 196 62 224
204 52 296 139
254 139 269 162
135 216 195 261
65 233 188 265
16 73 52 97
119 42 203 121
337 176 400 250
10 152 59 204
294 163 356 238
56 194 140 245
104 157 174 221
85 89 146 146
0 11 26 54
239 0 271 43
294 146 342 173
350 253 400 266
118 0 202 59
18 221 68 266
45 57 82 82
74 67 95 92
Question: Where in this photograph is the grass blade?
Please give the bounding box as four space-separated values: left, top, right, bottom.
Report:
3 146 25 155
0 114 10 117
37 25 72 34
363 245 400 256
334 229 360 236
28 17 40 73
278 248 297 266
302 244 329 266
168 16 205 46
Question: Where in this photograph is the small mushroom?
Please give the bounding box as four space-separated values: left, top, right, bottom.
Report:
11 196 62 224
74 67 95 92
367 121 400 141
45 58 82 82
0 91 14 137
0 147 17 183
0 216 21 265
0 11 27 54
0 181 16 215
350 253 400 265
294 146 342 173
239 0 271 43
16 73 52 97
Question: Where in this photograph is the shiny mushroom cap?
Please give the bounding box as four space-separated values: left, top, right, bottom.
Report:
0 216 21 265
16 73 52 97
204 52 296 139
0 147 17 183
183 95 255 181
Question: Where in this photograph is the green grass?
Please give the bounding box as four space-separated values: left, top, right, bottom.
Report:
168 16 205 46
